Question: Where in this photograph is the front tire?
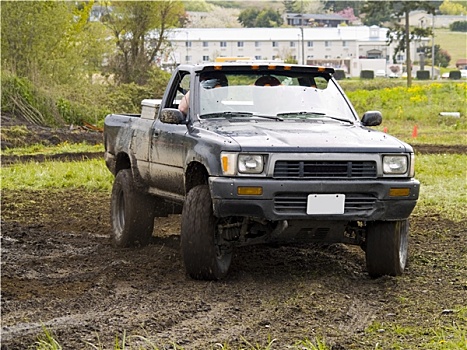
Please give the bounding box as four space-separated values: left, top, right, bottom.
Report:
365 219 409 277
181 185 232 280
110 169 155 247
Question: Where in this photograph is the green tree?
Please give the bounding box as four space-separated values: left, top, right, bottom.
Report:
1 1 108 85
238 8 283 28
238 8 260 27
361 1 438 87
283 0 298 13
256 9 284 27
439 0 467 15
101 1 184 84
425 44 451 67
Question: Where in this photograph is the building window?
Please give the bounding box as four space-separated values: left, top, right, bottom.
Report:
307 55 314 59
185 55 192 62
290 41 296 47
202 56 210 61
325 41 331 47
272 41 278 47
255 55 261 60
185 41 192 47
307 41 313 47
342 41 348 47
203 41 209 47
255 41 261 47
237 41 244 47
220 41 227 47
272 55 276 60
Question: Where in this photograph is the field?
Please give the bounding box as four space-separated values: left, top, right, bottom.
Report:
1 82 466 349
434 28 467 68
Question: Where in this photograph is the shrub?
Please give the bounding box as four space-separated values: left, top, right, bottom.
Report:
449 71 462 80
333 69 346 80
360 70 374 79
450 21 467 32
416 70 430 80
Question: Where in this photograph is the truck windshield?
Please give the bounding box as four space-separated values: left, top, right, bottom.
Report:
198 72 356 122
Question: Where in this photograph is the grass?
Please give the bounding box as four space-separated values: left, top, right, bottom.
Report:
1 141 103 156
433 28 467 68
1 159 113 191
413 153 467 222
365 306 467 349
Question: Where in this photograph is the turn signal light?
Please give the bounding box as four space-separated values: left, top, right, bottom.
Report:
237 186 263 196
389 188 410 197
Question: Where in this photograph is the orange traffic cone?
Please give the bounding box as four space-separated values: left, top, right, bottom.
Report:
412 125 418 138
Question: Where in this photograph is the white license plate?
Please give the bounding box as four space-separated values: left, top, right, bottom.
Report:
306 194 345 215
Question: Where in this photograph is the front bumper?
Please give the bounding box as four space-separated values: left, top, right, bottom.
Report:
209 177 420 221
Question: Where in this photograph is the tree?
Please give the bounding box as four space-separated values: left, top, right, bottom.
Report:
256 9 284 27
238 8 260 27
361 1 437 87
283 0 298 13
439 0 467 15
1 1 108 85
101 1 184 84
425 44 451 67
238 8 283 28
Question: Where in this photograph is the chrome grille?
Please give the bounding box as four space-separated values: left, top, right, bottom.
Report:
273 160 377 179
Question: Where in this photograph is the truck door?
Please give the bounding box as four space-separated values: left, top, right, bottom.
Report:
148 71 191 197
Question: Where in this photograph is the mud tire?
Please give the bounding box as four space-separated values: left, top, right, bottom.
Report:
365 219 409 277
110 169 155 247
181 185 232 280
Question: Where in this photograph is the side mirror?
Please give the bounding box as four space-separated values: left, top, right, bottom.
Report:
160 108 186 124
361 111 382 126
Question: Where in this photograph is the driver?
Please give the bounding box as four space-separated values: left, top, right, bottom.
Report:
178 72 228 115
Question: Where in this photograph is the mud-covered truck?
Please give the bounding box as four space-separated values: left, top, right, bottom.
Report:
104 62 420 280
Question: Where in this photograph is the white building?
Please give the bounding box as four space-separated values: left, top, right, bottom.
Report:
160 26 428 77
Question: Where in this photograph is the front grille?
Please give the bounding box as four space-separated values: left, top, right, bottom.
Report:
274 193 376 214
273 160 377 179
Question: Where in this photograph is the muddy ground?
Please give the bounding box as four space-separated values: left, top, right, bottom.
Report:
1 117 466 349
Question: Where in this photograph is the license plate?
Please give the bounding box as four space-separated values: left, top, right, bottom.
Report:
306 194 345 215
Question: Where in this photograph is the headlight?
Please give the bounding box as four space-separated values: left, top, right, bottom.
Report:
220 153 265 175
238 154 264 174
383 155 408 174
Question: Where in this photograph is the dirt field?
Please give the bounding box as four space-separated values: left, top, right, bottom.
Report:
1 119 466 349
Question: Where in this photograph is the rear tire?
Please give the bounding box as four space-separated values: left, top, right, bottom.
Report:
365 219 409 277
110 169 155 247
181 185 232 280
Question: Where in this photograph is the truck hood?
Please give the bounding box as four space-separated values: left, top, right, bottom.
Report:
199 120 412 153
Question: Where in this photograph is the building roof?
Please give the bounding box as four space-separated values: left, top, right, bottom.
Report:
165 26 389 43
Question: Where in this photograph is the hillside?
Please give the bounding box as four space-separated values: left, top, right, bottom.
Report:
434 28 467 68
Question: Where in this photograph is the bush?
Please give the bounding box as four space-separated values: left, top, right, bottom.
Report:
449 71 462 80
360 70 374 79
416 70 430 80
333 69 346 80
450 21 467 32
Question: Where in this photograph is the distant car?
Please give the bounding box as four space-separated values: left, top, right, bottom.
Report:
375 69 386 78
461 70 467 79
441 72 450 79
388 72 399 78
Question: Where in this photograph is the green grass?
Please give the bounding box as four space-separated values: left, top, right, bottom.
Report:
1 141 104 156
1 159 113 191
413 153 467 222
434 28 467 68
365 306 467 349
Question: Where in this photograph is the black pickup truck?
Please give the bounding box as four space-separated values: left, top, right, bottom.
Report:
104 62 420 280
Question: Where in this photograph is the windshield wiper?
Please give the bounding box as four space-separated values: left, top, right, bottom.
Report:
277 111 326 117
201 112 283 121
277 111 353 124
201 111 254 119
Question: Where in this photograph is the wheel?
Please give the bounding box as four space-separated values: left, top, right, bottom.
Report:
365 219 409 277
110 169 156 247
180 185 232 280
